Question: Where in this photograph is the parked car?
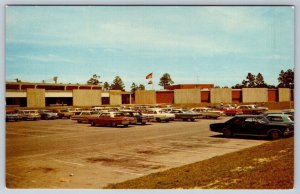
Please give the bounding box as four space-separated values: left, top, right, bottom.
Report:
71 111 101 123
191 107 223 119
6 110 21 122
282 109 294 115
121 110 149 125
39 109 58 120
18 110 41 121
169 110 200 121
236 105 268 115
88 112 136 127
265 113 294 125
141 109 171 122
53 109 75 119
219 105 243 116
159 109 176 120
209 115 294 140
67 108 82 115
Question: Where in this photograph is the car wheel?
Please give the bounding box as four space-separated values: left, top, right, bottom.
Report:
183 118 188 121
141 122 146 125
190 118 195 122
222 128 233 138
156 118 161 122
91 121 96 126
269 131 281 140
123 124 128 127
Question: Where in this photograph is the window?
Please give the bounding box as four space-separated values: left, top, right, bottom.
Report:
245 118 255 123
267 116 283 122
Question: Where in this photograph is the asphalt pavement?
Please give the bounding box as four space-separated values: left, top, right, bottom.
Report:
6 118 268 188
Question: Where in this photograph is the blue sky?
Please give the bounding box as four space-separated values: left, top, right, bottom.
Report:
6 6 294 90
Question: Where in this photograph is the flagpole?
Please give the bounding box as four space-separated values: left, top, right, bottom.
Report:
152 72 154 90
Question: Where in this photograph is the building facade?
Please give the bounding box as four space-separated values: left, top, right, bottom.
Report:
6 82 293 108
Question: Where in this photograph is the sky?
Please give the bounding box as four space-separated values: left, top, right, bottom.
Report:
5 6 294 91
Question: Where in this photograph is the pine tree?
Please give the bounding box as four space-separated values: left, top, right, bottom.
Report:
103 82 110 91
110 76 125 91
87 74 101 85
278 69 294 88
159 73 174 88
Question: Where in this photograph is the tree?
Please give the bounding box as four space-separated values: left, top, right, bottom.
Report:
138 84 145 90
233 72 270 88
242 73 256 87
110 76 125 91
103 82 110 91
159 73 174 88
131 83 145 92
255 73 268 87
278 69 294 88
87 74 101 85
232 84 243 89
131 82 138 92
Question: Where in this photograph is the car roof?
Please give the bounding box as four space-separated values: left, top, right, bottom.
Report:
234 115 264 118
266 113 292 117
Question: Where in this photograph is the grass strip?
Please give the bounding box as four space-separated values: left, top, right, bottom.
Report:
105 137 294 189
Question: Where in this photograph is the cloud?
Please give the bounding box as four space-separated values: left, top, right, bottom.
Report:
9 54 80 64
6 6 251 56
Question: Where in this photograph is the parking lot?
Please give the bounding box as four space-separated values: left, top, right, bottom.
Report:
6 118 269 188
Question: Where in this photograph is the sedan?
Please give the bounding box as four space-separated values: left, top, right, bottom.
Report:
210 115 294 140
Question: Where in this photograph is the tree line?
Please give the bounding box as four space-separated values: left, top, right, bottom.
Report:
231 69 294 89
86 73 174 92
86 69 293 91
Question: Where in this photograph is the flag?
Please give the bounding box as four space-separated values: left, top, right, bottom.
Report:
148 80 153 84
146 73 152 79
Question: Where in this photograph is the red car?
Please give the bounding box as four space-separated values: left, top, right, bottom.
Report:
222 108 243 116
88 112 136 127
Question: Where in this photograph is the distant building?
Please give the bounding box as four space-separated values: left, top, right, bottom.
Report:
164 84 214 90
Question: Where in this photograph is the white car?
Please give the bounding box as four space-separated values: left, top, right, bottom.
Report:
190 107 223 119
18 110 41 120
142 109 174 122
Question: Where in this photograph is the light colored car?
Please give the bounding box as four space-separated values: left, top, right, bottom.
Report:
191 107 223 119
265 113 294 125
141 109 172 122
159 109 176 120
39 109 58 120
169 110 200 121
18 110 41 121
6 110 21 122
53 108 75 119
71 111 101 123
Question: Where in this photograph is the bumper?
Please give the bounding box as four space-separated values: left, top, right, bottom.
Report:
283 130 294 137
121 120 130 125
